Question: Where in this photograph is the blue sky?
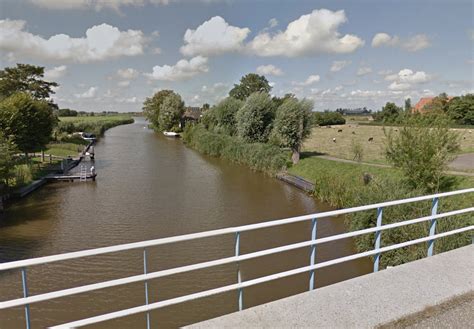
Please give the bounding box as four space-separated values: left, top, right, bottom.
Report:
0 0 473 112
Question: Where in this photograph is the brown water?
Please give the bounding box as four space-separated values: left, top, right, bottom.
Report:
0 118 371 328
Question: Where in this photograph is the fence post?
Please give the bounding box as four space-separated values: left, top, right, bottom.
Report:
21 268 31 329
309 218 318 290
235 232 243 311
374 207 383 272
143 249 151 329
427 197 439 257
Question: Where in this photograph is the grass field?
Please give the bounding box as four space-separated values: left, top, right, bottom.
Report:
59 115 133 123
303 124 474 165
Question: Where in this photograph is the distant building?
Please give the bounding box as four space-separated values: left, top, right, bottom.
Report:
181 107 202 127
336 107 372 116
412 96 453 114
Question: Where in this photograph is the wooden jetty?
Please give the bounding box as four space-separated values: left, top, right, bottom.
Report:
46 173 97 182
276 173 315 193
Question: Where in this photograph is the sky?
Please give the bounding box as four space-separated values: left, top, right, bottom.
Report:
0 0 473 112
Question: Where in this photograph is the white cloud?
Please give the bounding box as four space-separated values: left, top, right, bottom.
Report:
180 16 250 57
75 86 98 98
256 64 283 76
146 56 209 81
357 66 372 76
371 33 431 52
117 80 131 87
386 68 432 91
0 20 146 62
330 60 351 72
117 68 139 80
268 18 278 28
247 9 364 57
152 47 162 54
293 74 320 86
44 65 67 80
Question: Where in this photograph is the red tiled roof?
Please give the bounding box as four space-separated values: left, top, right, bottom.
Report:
412 96 453 114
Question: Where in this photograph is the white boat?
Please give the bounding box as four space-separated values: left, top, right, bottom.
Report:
163 131 180 137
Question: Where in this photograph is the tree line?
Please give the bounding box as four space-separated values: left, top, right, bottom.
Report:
143 73 313 164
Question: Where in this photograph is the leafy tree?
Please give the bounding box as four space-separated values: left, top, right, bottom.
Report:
229 73 272 100
423 93 450 113
374 102 403 123
158 93 185 132
270 97 313 164
201 103 211 112
385 114 460 192
0 64 58 100
213 97 244 135
404 98 411 113
0 93 57 154
446 94 474 125
142 90 176 129
57 108 78 117
0 132 17 187
236 92 275 143
272 93 296 108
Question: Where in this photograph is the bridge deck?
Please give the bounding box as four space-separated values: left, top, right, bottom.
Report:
187 245 473 328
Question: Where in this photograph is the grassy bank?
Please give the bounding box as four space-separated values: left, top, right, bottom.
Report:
289 155 474 268
183 124 291 174
57 115 134 137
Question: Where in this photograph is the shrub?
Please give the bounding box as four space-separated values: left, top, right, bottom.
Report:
385 114 460 192
183 124 290 174
311 111 346 126
213 97 244 136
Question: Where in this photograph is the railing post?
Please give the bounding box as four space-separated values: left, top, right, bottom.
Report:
309 218 317 290
427 197 439 257
143 249 151 329
21 268 31 329
373 207 383 272
235 232 243 311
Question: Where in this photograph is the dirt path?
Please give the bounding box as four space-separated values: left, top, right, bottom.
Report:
315 155 474 177
449 153 474 171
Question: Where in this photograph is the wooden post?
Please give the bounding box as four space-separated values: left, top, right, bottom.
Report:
49 154 52 164
41 150 45 163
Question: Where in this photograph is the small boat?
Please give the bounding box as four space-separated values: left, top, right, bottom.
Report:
163 131 180 137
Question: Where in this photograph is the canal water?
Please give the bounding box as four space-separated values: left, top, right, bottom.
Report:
0 118 371 328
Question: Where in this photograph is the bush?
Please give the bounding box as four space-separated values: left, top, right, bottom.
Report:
385 114 460 192
183 124 290 174
212 97 244 136
311 111 346 126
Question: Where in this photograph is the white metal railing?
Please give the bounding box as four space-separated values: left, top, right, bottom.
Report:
0 188 473 328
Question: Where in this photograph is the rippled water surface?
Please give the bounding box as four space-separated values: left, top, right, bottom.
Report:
0 118 371 328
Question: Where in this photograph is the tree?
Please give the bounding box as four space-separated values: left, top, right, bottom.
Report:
142 90 176 129
0 132 17 187
236 92 275 143
271 97 313 164
213 97 244 135
374 102 403 123
385 114 460 192
0 93 57 154
446 94 474 125
57 108 78 117
0 64 58 100
229 73 272 100
404 98 412 113
272 93 296 108
158 93 185 132
201 103 211 112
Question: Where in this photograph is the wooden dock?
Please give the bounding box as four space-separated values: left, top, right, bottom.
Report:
46 173 97 182
276 173 315 193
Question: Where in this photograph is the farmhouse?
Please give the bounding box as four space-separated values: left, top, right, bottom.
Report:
180 106 202 127
412 96 453 114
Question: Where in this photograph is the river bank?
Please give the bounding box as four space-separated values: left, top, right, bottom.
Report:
182 124 474 269
0 116 134 211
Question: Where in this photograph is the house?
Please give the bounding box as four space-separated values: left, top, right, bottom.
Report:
180 107 202 128
412 96 453 114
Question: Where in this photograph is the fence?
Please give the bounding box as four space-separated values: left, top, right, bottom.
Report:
0 188 473 328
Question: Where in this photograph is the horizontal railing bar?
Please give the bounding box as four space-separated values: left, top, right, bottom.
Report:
1 208 472 309
50 225 474 328
1 188 472 272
